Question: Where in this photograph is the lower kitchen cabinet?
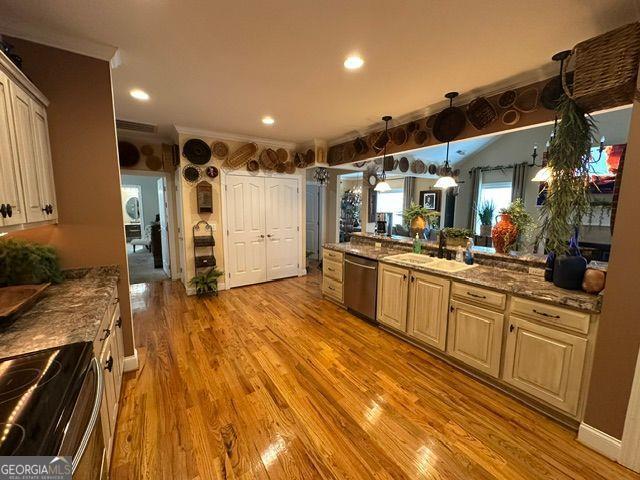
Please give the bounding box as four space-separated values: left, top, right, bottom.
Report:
376 263 409 331
407 271 450 350
447 300 504 378
503 315 587 415
322 248 344 304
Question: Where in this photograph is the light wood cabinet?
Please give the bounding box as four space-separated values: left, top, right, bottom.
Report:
322 248 344 304
447 300 504 377
407 271 450 351
0 50 56 231
376 263 409 331
503 315 587 415
0 70 26 226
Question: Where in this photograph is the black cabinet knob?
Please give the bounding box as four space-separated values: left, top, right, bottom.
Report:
105 356 113 372
116 317 122 328
6 204 11 217
0 204 6 218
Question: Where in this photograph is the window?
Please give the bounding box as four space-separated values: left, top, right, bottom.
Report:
476 182 512 233
376 188 404 227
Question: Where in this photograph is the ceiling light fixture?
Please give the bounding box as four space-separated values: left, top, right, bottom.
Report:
262 116 275 125
434 93 459 190
129 89 150 101
344 55 364 70
375 116 392 193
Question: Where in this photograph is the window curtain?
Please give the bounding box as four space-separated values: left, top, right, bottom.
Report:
403 176 415 211
511 162 528 202
467 167 482 231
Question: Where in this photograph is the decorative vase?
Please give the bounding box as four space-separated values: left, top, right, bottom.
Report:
491 214 518 254
410 216 427 238
479 224 492 237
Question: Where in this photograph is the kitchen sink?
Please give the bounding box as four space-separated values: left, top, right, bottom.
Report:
385 253 477 273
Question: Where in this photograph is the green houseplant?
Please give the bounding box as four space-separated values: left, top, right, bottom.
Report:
403 202 440 237
477 200 495 237
538 97 597 287
0 238 63 286
189 268 224 296
442 227 472 248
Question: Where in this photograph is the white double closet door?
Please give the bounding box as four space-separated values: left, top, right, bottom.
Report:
226 174 300 288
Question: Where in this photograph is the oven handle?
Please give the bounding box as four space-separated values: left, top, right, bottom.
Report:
72 357 103 474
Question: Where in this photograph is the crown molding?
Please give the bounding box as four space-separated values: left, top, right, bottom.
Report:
0 21 117 61
173 125 298 150
327 62 560 147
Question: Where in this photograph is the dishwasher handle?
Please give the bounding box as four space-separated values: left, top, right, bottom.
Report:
72 357 104 474
345 258 377 270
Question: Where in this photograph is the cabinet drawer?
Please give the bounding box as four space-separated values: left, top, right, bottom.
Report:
323 248 344 263
510 297 590 334
452 282 506 310
323 259 343 282
323 276 343 303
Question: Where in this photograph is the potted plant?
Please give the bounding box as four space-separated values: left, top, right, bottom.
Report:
403 202 440 238
189 268 224 296
538 97 597 288
0 238 63 286
441 227 472 248
477 201 495 237
492 198 534 254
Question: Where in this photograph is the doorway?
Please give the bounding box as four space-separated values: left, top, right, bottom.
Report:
120 172 173 284
306 182 324 261
222 172 301 289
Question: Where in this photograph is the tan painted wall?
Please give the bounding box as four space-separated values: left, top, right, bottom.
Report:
584 100 640 439
176 134 304 289
4 37 135 356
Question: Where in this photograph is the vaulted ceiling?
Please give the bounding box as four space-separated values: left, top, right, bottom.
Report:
1 0 637 143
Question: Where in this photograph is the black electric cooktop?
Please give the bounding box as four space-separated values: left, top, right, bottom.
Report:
0 342 93 456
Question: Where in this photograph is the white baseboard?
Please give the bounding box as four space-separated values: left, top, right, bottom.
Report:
123 348 139 372
578 423 622 461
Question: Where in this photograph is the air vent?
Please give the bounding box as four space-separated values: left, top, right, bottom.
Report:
116 119 157 134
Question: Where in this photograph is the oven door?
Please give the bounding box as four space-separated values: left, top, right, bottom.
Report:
58 357 105 479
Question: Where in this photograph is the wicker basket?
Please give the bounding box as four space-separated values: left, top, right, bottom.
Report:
563 22 640 113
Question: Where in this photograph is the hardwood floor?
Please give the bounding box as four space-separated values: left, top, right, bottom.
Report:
111 273 639 479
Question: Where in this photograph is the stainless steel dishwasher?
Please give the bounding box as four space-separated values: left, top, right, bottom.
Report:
344 254 378 321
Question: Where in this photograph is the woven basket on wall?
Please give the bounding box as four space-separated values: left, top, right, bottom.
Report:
563 22 640 113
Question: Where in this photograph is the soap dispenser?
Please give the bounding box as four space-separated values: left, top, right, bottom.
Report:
413 233 422 254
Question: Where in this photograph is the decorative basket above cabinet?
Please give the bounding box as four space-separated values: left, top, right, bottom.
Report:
0 49 57 231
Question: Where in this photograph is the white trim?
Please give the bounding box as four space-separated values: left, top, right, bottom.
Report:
123 349 139 372
0 21 118 61
220 170 304 290
620 349 640 472
173 125 297 150
578 423 622 461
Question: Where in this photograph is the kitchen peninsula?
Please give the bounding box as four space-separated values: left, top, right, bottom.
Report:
323 233 602 424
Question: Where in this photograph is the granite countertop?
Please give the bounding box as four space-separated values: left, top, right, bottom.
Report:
0 266 120 359
324 242 601 313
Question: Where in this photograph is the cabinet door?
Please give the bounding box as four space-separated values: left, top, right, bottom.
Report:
101 335 118 437
30 100 57 221
10 83 45 222
0 71 26 226
376 263 409 331
407 271 450 351
503 315 587 415
112 305 124 400
447 300 504 377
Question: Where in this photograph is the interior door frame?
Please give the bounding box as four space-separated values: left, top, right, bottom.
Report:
120 169 180 280
305 181 325 260
220 169 305 290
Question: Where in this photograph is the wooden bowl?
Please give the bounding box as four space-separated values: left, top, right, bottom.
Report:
497 90 517 109
246 159 259 172
276 148 288 164
501 109 521 126
399 157 409 172
392 127 407 146
414 130 429 145
514 87 539 113
212 141 229 159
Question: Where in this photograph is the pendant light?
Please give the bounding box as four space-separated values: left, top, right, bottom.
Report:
374 116 392 192
434 93 459 189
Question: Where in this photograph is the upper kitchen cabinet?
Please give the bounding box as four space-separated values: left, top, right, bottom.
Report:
0 50 57 229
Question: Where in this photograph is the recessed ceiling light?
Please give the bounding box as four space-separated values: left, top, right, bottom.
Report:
130 89 150 101
262 116 275 125
344 55 364 70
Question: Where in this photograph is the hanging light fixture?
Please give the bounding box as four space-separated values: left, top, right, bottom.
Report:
374 115 392 192
434 93 459 189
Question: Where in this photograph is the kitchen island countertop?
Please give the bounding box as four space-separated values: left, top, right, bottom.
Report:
323 242 601 313
0 266 119 359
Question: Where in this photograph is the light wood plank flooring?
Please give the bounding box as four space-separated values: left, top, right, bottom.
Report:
111 273 639 479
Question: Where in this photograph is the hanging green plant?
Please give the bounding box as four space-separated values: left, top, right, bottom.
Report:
538 97 598 255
